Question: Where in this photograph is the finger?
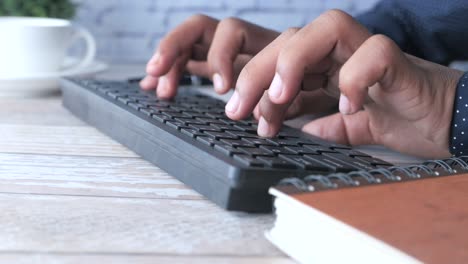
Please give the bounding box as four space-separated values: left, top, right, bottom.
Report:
191 44 209 61
225 28 300 120
302 111 376 146
338 34 409 114
257 91 289 137
208 18 278 94
231 54 252 83
284 89 338 119
269 10 371 105
186 61 211 77
139 75 159 90
186 54 252 81
301 74 328 91
147 14 218 77
258 89 338 137
253 104 260 120
157 55 189 99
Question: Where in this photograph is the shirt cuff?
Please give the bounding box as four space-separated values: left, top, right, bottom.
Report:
449 72 468 156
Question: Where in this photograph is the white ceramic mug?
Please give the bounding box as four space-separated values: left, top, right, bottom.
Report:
0 17 96 78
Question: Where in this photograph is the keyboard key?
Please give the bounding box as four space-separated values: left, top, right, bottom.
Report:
166 120 189 130
214 143 243 156
129 94 151 100
128 102 145 110
233 124 257 133
181 128 204 138
185 119 208 125
302 154 356 172
170 113 194 119
259 145 296 155
144 101 171 107
140 108 158 116
196 136 218 146
266 138 304 146
242 138 276 146
160 109 182 115
189 124 222 132
174 117 196 125
238 147 274 157
322 153 375 171
151 113 169 123
220 139 254 148
169 106 189 112
205 112 226 119
284 146 318 155
196 118 225 125
278 155 331 171
355 156 393 166
215 124 239 131
227 130 258 138
117 96 132 104
204 131 238 140
328 144 352 150
108 91 122 99
233 155 264 167
335 148 371 157
149 105 170 112
257 156 297 169
303 145 339 153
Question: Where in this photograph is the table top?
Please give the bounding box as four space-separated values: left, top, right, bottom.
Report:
0 64 423 264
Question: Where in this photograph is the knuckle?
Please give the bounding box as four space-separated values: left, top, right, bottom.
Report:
218 17 246 30
322 9 353 24
339 71 355 91
320 9 354 33
188 14 214 24
369 34 399 66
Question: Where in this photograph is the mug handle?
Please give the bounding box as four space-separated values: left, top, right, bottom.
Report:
63 27 97 71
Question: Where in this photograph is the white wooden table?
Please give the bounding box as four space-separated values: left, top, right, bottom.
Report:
0 65 422 264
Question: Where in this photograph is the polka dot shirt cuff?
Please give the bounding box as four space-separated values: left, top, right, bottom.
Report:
450 72 468 156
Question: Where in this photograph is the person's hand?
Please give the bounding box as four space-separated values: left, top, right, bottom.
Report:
140 15 279 98
225 10 463 158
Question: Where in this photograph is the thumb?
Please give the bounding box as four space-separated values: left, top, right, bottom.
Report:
302 111 376 146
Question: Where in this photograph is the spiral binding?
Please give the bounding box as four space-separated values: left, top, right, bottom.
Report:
278 156 468 192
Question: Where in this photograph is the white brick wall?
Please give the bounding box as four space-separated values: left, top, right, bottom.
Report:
72 0 379 63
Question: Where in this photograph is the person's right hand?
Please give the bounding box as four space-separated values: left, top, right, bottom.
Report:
140 15 279 98
224 10 463 158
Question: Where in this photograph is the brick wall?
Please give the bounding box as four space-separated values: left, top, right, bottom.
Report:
72 0 379 63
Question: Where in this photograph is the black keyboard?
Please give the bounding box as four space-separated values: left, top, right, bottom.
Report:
60 78 393 212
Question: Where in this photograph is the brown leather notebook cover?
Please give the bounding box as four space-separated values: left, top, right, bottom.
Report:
277 174 468 263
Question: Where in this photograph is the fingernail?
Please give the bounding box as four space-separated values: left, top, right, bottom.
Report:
268 73 283 99
339 93 352 114
258 116 271 137
149 52 160 65
226 91 240 114
213 73 224 93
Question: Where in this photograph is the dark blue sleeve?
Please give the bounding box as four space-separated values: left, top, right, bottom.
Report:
356 0 468 65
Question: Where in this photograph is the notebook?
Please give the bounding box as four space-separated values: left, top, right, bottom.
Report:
267 157 468 264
